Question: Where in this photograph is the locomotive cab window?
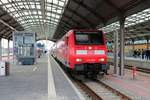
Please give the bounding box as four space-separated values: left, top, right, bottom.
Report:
75 31 104 45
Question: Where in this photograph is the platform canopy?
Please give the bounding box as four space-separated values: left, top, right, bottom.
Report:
0 0 150 40
54 0 150 40
0 0 68 40
0 6 23 39
103 8 150 41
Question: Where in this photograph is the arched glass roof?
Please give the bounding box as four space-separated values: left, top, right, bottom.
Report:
101 8 150 33
0 0 68 39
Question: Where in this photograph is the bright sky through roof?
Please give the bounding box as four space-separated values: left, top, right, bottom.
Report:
36 40 55 50
101 8 150 33
1 38 13 48
0 0 68 39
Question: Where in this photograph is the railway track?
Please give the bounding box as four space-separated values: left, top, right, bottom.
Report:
108 62 150 74
75 79 132 100
54 57 132 100
75 80 103 100
125 65 150 73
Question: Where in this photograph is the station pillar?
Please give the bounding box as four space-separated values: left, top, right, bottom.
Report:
146 37 149 49
7 39 10 61
119 17 125 76
0 38 2 61
132 39 135 50
114 30 119 75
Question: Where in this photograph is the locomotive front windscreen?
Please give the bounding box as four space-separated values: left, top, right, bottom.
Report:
75 31 104 45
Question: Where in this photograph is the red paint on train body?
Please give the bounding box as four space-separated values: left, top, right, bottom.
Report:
53 29 108 76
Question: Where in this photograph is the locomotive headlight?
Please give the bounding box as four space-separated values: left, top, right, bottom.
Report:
76 58 82 62
89 46 92 50
99 58 105 62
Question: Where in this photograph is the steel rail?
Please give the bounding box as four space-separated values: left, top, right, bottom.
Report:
95 79 132 100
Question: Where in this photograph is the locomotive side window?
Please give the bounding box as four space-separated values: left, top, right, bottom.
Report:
75 31 104 45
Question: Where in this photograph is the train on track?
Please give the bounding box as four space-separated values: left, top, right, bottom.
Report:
51 29 108 78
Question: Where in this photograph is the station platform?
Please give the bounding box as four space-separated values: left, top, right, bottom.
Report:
48 56 84 100
0 54 84 100
102 66 150 100
0 55 48 100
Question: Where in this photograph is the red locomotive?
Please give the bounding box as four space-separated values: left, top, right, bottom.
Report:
53 29 107 78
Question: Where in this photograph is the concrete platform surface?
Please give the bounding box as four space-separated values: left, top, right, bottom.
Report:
102 66 150 100
49 56 84 100
0 56 48 100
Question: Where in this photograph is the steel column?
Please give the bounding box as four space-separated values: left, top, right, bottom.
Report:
119 18 125 76
146 37 149 49
132 39 135 50
114 30 119 74
7 40 10 61
0 38 2 61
